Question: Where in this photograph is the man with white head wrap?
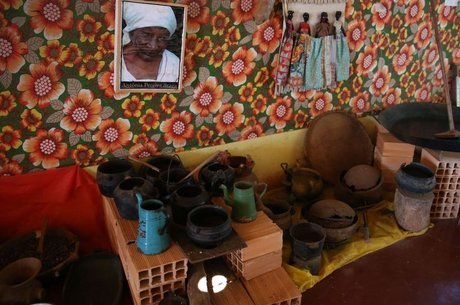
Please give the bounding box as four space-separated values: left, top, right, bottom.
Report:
121 2 180 82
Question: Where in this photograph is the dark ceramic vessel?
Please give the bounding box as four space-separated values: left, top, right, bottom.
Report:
141 155 183 186
96 159 134 197
113 177 158 220
200 162 235 195
158 167 193 200
395 162 436 194
186 205 232 248
171 185 209 225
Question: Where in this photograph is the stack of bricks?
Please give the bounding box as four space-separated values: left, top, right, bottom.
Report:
102 197 188 305
420 148 460 219
213 197 301 305
373 124 415 191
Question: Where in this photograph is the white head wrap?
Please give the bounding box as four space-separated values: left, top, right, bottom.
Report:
122 2 177 45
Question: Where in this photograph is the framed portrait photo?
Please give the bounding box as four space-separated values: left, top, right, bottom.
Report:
114 0 187 93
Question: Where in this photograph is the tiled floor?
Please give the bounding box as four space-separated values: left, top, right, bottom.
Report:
43 218 460 305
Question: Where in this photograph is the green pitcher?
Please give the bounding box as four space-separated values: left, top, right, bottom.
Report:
220 181 267 223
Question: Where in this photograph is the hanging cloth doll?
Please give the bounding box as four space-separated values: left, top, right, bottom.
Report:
287 12 311 92
275 10 295 93
333 11 350 82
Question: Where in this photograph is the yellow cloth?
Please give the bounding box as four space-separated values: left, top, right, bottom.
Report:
282 192 431 292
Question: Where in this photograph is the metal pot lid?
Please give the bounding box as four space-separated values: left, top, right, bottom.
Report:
305 112 374 184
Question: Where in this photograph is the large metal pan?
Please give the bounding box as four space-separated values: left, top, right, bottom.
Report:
377 103 460 152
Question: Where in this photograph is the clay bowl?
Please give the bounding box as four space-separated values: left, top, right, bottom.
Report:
306 199 356 229
322 215 359 246
285 167 324 200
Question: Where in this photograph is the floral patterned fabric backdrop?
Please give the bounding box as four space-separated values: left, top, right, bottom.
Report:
0 0 459 174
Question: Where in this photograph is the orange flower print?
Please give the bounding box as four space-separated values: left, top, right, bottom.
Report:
20 109 42 131
415 83 432 102
39 39 64 64
209 44 230 69
98 61 129 100
438 4 454 28
231 0 258 25
133 133 150 145
418 70 427 84
100 0 115 30
352 76 363 93
0 25 28 73
382 88 401 108
190 77 223 117
195 36 213 58
139 109 160 132
397 28 408 41
267 96 293 130
355 46 377 76
79 51 105 80
422 45 438 68
360 0 372 10
182 53 197 86
92 118 133 155
121 95 144 118
453 49 460 65
385 40 399 59
0 0 23 10
399 72 411 88
294 110 308 129
128 142 159 160
60 89 102 134
390 15 403 35
371 1 392 31
76 14 101 43
24 0 74 40
251 94 267 115
253 17 282 54
370 66 391 97
71 144 94 166
222 46 257 86
409 61 421 75
240 123 264 140
0 125 22 151
184 0 209 33
238 83 256 103
59 43 83 68
160 94 177 114
0 161 23 176
196 126 214 146
405 0 424 25
23 128 68 169
17 61 64 109
225 26 241 46
308 92 333 117
393 44 415 75
211 11 229 36
407 82 417 97
433 65 444 87
0 91 16 116
414 21 432 50
97 32 115 55
160 111 195 148
254 67 270 87
347 19 366 52
350 92 370 113
214 103 245 136
185 34 200 54
337 87 351 105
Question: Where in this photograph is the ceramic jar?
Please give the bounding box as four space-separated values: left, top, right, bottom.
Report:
200 162 235 195
141 155 183 186
96 159 134 197
395 162 436 194
157 167 193 201
113 177 158 220
171 185 209 225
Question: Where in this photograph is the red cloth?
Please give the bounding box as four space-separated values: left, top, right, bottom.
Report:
0 165 111 254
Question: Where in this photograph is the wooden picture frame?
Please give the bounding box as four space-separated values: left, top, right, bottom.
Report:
114 0 187 93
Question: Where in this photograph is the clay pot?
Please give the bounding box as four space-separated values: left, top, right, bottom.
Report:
113 177 158 220
186 205 232 248
171 185 209 225
96 159 134 197
281 163 323 200
0 257 44 305
227 155 255 178
322 215 359 246
141 155 183 186
158 167 193 200
306 199 356 229
261 198 295 233
395 162 436 194
200 162 235 195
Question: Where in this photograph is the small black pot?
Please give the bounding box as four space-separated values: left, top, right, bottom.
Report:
200 162 235 195
113 177 158 220
141 155 183 186
96 159 134 197
395 162 436 194
186 205 232 248
171 185 209 225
